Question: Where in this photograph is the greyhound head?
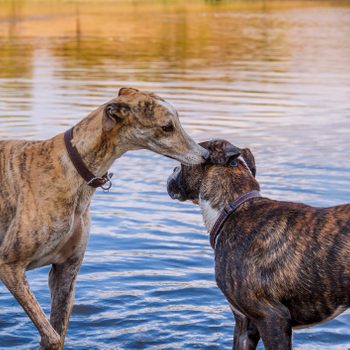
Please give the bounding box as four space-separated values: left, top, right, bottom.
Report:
102 87 209 165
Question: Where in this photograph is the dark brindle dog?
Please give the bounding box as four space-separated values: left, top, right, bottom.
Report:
167 139 350 350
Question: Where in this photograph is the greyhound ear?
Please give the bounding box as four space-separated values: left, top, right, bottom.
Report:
240 148 256 177
204 140 241 165
118 87 139 96
103 102 130 131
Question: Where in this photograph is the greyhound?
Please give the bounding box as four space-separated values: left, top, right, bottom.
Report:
0 87 208 349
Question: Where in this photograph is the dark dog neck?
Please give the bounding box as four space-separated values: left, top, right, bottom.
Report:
199 166 260 232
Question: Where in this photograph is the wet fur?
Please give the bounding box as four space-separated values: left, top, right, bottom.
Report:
0 87 207 350
167 140 350 350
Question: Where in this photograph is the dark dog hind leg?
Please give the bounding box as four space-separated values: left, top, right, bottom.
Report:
232 312 260 350
256 305 292 350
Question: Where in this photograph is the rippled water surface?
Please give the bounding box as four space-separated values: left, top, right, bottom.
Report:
1 1 350 349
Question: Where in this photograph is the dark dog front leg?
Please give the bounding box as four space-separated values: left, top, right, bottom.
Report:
256 306 292 350
232 312 260 350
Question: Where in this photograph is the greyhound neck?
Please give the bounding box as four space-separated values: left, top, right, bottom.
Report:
68 111 124 177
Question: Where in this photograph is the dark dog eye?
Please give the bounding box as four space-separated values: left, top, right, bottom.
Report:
161 123 174 133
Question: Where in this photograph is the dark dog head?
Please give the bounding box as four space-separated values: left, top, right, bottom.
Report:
167 139 258 206
102 87 208 165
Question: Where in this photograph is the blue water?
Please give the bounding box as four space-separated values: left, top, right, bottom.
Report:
1 1 350 349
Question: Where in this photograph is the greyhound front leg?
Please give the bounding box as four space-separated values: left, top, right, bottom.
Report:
0 264 62 349
48 258 82 347
232 311 260 350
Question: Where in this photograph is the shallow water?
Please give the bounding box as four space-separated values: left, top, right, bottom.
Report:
0 1 350 349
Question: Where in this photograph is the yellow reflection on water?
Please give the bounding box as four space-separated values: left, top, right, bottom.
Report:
1 0 349 140
1 1 349 72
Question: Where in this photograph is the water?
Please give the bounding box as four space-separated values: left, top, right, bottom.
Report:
0 1 350 349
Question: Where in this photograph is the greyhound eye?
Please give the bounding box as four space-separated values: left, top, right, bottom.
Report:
161 122 174 133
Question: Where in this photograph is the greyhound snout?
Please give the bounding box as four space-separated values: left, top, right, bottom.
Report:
187 143 210 163
175 136 209 165
162 143 208 166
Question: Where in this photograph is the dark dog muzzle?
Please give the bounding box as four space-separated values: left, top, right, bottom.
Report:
167 167 186 201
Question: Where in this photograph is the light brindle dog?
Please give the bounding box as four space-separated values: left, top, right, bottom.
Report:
167 139 350 350
0 87 208 349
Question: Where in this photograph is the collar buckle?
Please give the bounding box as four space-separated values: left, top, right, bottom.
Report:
100 173 113 192
64 127 114 191
209 190 261 250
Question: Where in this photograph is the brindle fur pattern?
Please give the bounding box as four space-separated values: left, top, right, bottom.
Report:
0 87 208 349
167 139 350 350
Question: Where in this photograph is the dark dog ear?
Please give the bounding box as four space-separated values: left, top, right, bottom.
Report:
118 87 139 96
103 102 130 131
203 140 241 165
240 148 256 177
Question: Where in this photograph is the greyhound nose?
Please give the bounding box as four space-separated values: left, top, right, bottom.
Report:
202 148 210 161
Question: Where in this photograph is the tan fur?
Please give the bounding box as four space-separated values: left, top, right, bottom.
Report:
0 87 207 349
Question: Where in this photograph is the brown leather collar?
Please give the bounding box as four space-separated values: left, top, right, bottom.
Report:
64 127 113 190
209 190 261 249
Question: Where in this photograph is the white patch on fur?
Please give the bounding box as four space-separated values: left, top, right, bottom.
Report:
238 155 252 176
229 304 245 318
199 198 220 232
